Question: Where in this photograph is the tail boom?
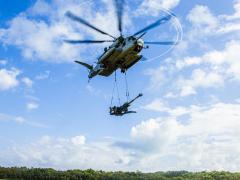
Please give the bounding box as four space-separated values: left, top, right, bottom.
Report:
75 61 93 70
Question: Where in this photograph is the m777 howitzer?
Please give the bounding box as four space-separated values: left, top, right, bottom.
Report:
109 93 143 116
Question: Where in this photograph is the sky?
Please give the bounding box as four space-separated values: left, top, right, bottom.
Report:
0 0 240 172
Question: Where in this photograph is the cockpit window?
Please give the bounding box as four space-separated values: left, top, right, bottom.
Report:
134 45 143 53
128 37 136 41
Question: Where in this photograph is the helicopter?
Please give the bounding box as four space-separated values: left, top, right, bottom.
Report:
64 0 178 79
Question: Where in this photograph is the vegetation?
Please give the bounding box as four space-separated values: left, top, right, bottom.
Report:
0 167 240 180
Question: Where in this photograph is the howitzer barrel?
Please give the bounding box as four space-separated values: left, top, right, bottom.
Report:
128 93 143 104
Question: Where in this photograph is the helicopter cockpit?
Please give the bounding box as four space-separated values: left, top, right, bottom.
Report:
134 39 144 53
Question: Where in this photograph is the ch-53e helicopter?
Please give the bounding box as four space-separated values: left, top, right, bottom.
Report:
64 0 177 80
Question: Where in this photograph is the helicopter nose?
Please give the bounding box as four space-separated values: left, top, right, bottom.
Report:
137 39 144 46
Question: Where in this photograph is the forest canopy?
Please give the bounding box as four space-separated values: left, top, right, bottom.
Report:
0 167 240 180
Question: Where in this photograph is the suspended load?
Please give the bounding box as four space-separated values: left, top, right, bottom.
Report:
109 71 142 116
109 93 143 116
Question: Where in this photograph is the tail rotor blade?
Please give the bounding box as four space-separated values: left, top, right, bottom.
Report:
66 11 116 39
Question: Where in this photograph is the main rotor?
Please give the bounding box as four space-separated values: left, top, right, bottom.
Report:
64 0 177 46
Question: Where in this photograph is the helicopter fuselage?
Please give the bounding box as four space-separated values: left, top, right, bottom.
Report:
88 36 144 78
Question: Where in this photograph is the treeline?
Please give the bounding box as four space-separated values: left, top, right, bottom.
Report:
0 167 240 180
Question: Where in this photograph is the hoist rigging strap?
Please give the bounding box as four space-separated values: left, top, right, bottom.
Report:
124 71 129 102
115 71 121 105
110 71 131 106
110 71 121 106
110 80 115 106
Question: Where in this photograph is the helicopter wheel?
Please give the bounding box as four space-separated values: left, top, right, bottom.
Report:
121 68 126 73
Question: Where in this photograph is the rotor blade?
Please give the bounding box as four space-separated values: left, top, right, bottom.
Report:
114 0 124 35
64 40 114 44
66 11 116 39
133 14 173 36
144 41 177 45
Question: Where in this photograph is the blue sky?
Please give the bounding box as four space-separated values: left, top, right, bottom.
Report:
1 0 240 172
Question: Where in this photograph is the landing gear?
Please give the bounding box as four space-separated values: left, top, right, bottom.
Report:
121 68 126 73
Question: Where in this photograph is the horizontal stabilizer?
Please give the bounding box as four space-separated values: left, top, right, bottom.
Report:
75 61 93 70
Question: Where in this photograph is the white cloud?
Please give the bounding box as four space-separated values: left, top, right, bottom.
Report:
176 1 240 57
0 113 47 128
176 40 240 96
71 136 86 146
136 0 180 16
177 40 240 77
130 118 181 153
0 0 124 63
143 99 169 112
0 15 82 62
147 40 240 97
1 135 132 171
85 84 102 96
0 113 45 127
143 2 240 100
144 65 169 90
187 2 240 39
86 84 96 93
15 116 26 124
221 0 240 20
0 60 7 65
129 102 240 171
164 92 177 99
0 68 20 91
0 114 24 123
178 69 224 97
218 23 240 34
203 41 240 80
22 77 33 88
29 0 52 16
175 57 202 69
35 70 50 80
187 5 218 32
2 102 240 171
143 98 201 116
27 102 39 110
